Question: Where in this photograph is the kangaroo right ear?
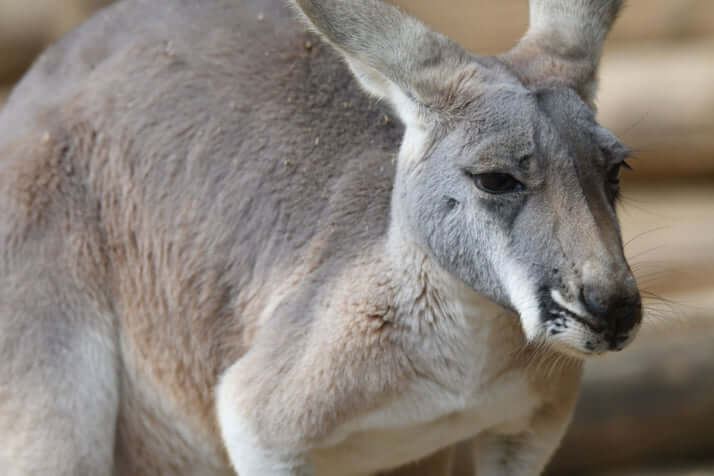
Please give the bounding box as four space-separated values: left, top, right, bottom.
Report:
293 0 477 128
502 0 625 109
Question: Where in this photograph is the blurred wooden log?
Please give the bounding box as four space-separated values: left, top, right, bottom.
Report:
598 40 714 180
0 0 112 83
391 0 714 55
546 324 714 475
609 467 714 476
618 184 714 272
607 0 714 45
0 15 45 84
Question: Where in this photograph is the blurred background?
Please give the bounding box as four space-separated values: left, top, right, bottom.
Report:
1 1 712 475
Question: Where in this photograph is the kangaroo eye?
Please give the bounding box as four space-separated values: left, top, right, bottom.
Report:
471 173 523 194
608 160 631 186
607 165 622 185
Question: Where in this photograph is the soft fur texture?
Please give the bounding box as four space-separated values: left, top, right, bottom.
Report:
0 0 638 475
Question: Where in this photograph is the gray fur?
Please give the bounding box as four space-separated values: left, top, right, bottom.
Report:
0 0 639 474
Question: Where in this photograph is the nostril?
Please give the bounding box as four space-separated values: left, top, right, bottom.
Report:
580 284 643 335
580 286 609 318
616 295 643 333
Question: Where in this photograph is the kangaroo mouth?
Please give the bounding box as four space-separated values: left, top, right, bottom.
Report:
536 288 635 356
541 291 604 333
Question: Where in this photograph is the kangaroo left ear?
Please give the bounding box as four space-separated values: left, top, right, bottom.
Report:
292 0 479 129
593 124 630 161
501 0 624 108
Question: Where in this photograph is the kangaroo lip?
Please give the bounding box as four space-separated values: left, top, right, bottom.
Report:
540 290 607 335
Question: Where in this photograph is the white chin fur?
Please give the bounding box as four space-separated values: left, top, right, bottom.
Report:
500 260 639 357
550 289 588 318
500 257 542 342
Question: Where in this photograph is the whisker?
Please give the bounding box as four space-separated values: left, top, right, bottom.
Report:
617 193 673 219
638 288 696 331
625 244 668 261
623 226 669 249
618 113 649 139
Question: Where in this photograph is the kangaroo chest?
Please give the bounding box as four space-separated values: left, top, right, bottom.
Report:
305 272 544 475
311 368 541 476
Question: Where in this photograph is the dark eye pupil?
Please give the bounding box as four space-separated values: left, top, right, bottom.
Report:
475 173 521 194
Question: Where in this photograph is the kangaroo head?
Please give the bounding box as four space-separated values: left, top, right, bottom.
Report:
296 0 641 357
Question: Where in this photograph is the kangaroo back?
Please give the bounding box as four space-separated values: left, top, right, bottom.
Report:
1 0 404 473
1 0 401 371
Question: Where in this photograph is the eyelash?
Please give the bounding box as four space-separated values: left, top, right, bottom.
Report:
608 160 632 201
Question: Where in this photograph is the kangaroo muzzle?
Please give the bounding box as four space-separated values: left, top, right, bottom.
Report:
579 260 642 349
538 257 642 356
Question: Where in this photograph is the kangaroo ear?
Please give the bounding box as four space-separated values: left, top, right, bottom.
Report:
502 0 624 108
293 0 476 128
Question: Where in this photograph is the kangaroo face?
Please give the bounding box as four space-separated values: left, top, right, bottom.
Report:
401 78 641 358
296 0 639 358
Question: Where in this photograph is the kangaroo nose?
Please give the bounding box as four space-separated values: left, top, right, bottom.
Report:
581 281 642 339
581 285 609 316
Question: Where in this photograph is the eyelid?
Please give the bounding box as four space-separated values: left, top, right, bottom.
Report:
608 160 632 173
461 166 526 182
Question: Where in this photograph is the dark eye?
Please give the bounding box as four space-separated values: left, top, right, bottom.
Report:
470 173 523 194
607 160 631 186
607 165 621 186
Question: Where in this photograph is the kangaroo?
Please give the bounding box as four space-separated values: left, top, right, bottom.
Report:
0 0 642 474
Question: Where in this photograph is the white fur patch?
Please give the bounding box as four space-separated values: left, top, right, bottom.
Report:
399 125 430 164
546 316 606 357
546 289 611 357
500 256 542 341
550 288 588 318
345 59 424 130
216 367 308 476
